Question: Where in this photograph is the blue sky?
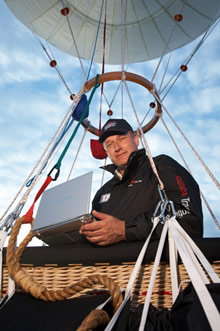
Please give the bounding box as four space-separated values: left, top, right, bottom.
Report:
0 1 220 244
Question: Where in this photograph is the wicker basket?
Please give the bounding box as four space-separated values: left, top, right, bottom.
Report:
2 260 220 311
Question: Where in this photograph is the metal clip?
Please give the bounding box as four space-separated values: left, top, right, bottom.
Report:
152 185 177 224
48 165 60 181
0 202 25 234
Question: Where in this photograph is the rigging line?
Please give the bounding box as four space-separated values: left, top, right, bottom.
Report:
86 0 105 80
158 51 173 94
161 117 220 231
101 157 107 187
55 75 100 170
121 0 128 73
30 25 73 95
200 192 220 231
160 17 220 100
0 100 75 223
66 128 89 181
140 105 153 126
26 117 75 187
151 0 187 83
99 0 107 133
34 121 74 187
121 80 124 118
0 85 85 223
158 20 215 102
153 92 220 191
61 0 87 81
102 63 130 110
123 77 164 190
45 40 72 95
26 92 85 188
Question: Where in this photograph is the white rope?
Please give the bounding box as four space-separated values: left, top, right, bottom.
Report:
30 26 73 95
160 18 220 101
100 157 107 187
0 86 86 226
0 103 73 223
151 1 187 83
104 217 160 331
154 92 220 192
122 77 164 190
121 0 128 73
66 128 88 181
61 0 87 82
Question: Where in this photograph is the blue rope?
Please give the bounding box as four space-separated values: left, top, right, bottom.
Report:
87 0 104 80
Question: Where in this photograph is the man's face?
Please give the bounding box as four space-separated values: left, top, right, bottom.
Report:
104 132 139 172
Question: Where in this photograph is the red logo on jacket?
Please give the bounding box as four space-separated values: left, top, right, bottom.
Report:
176 176 188 197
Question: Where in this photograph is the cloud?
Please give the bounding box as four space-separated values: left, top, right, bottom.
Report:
1 1 220 243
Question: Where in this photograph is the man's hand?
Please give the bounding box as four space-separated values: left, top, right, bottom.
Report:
79 210 126 246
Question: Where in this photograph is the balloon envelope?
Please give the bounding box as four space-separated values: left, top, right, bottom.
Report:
5 0 220 64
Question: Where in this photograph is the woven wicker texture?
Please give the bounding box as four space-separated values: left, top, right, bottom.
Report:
2 261 220 310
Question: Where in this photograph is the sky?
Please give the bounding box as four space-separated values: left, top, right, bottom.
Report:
0 1 220 246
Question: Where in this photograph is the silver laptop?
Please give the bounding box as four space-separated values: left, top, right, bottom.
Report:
32 171 93 245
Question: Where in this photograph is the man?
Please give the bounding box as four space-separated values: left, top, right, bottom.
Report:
80 119 203 246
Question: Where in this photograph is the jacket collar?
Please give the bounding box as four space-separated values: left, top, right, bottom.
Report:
101 148 147 179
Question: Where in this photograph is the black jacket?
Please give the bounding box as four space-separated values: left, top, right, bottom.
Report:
92 149 203 241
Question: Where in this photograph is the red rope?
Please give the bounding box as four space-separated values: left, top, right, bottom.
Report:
24 176 52 223
99 0 107 135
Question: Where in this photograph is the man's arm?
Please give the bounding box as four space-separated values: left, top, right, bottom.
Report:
123 155 203 242
156 155 203 238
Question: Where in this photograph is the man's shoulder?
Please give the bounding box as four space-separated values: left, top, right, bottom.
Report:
153 154 177 165
153 154 187 172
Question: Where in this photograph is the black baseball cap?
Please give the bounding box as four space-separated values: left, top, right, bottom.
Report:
99 119 133 143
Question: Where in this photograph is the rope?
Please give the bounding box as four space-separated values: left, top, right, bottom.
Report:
86 0 105 80
160 18 220 101
122 76 164 190
101 157 107 187
121 0 128 72
161 117 220 231
98 0 107 134
77 309 110 331
154 94 220 191
0 99 76 224
6 215 123 328
31 27 73 95
66 128 89 181
55 75 100 170
61 0 87 81
151 0 187 83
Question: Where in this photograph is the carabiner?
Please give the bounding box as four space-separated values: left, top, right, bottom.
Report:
47 165 60 181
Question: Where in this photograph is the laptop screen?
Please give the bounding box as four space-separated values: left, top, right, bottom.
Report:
32 171 93 245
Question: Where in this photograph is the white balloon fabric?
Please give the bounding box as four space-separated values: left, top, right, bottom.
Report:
5 0 220 64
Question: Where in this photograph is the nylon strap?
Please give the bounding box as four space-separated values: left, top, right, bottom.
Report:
171 217 220 282
24 176 52 224
168 229 179 303
139 221 169 331
167 216 220 331
104 217 160 331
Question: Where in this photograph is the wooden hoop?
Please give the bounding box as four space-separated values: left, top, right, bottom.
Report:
82 71 162 136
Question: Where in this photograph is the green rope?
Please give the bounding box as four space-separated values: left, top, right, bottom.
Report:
55 74 100 170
